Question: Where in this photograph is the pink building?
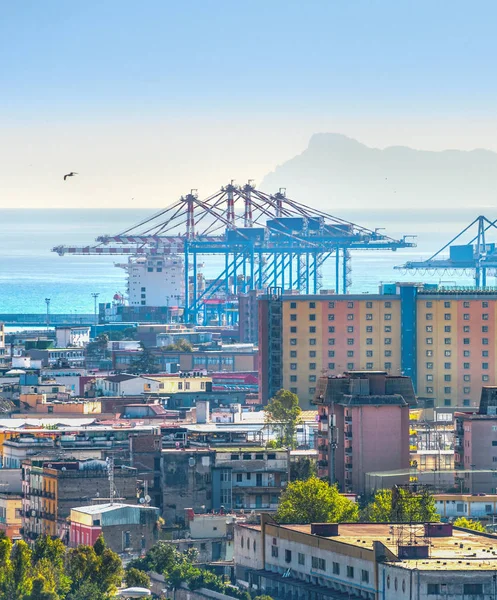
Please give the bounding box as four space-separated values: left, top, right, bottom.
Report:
314 371 414 494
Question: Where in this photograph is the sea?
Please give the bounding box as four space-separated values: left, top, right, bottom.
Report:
0 208 489 314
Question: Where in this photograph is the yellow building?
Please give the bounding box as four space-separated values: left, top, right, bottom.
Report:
146 374 211 394
0 494 22 539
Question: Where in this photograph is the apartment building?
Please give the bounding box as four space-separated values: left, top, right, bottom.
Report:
235 519 497 600
259 284 497 410
314 371 413 493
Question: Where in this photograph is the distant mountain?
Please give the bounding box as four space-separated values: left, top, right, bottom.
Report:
260 133 497 210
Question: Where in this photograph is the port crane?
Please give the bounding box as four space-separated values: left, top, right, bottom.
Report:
395 215 497 288
53 182 415 323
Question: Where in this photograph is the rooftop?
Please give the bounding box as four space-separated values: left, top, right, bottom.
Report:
269 523 497 571
71 502 158 515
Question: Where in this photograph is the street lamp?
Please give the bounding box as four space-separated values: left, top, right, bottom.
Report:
91 293 100 329
44 298 51 332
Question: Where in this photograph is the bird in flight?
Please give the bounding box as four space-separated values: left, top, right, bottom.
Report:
63 172 78 181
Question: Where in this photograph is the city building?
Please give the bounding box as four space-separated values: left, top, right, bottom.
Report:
161 446 288 524
123 255 185 308
259 285 497 410
238 291 260 344
55 326 91 348
0 493 22 539
95 374 160 397
69 503 160 555
314 371 414 493
235 518 497 600
21 459 138 541
434 493 497 520
27 347 85 368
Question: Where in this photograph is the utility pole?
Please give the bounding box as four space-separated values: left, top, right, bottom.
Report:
107 456 114 506
45 298 51 332
91 293 99 329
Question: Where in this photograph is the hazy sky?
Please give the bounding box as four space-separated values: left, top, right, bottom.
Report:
2 0 497 208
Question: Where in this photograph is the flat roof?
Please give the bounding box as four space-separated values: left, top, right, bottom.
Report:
275 523 497 571
72 503 158 515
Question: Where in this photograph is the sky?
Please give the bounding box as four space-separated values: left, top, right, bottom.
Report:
1 0 497 208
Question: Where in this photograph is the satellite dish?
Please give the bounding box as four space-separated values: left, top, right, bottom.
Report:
144 495 151 503
139 497 145 504
61 467 66 471
31 510 36 517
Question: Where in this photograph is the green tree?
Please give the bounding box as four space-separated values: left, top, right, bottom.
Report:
131 342 157 374
66 545 99 593
362 488 440 523
290 456 317 481
163 338 193 352
454 517 486 532
11 540 33 598
0 536 13 598
93 534 106 557
265 389 302 449
27 576 58 600
254 596 274 600
96 548 123 595
125 567 151 589
66 580 106 600
275 477 359 524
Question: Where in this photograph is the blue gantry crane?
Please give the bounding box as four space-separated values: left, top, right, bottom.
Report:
395 215 497 288
53 182 415 323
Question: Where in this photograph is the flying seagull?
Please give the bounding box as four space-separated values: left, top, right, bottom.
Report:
63 172 78 181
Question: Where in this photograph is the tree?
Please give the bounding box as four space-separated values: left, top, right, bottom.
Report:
254 596 274 600
162 338 193 352
290 456 317 481
96 548 123 595
131 342 157 374
27 576 58 600
11 540 33 598
454 517 486 532
66 580 106 600
265 389 302 449
275 477 359 524
362 488 440 523
125 568 151 589
66 545 100 594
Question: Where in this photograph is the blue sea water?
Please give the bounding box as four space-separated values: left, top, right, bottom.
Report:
0 208 488 314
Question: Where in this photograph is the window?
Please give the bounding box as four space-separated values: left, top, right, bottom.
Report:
464 362 470 369
332 562 340 575
384 362 392 370
309 314 316 321
444 399 451 406
366 362 373 369
309 339 316 346
328 350 335 357
366 325 373 332
298 553 305 565
328 314 335 321
290 363 297 370
347 314 354 321
444 338 451 345
482 325 489 332
311 556 326 570
328 363 335 369
347 326 354 333
426 350 433 357
290 387 297 393
290 314 297 321
290 302 296 309
427 583 440 595
463 375 470 382
347 350 354 357
463 301 470 308
444 301 451 308
384 338 392 345
347 338 354 345
464 338 470 345
290 350 297 358
346 566 354 578
309 387 316 394
483 362 489 370
464 386 471 394
347 363 354 370
309 375 316 382
463 584 483 595
221 470 231 482
464 350 470 357
426 338 433 344
464 325 470 332
384 325 392 332
328 301 335 309
347 301 354 308
309 363 316 370
366 301 373 308
483 350 489 357
483 301 489 308
426 313 433 320
426 386 434 393
483 338 489 345
426 301 432 308
271 546 279 558
361 570 369 583
483 313 489 320
464 313 470 321
290 375 297 383
444 386 451 394
328 326 335 333
445 350 452 357
309 301 315 309
285 549 292 563
444 375 451 382
309 326 316 333
290 338 297 346
385 301 392 308
384 313 392 321
328 338 335 345
426 362 434 369
444 313 451 320
366 314 373 320
290 326 297 333
426 375 433 381
426 325 433 332
366 350 373 357
463 399 470 407
385 350 392 357
444 362 451 369
444 325 451 332
483 375 490 382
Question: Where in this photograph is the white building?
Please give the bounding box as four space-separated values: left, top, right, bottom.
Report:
56 327 91 348
434 493 497 520
124 255 185 307
95 374 160 397
235 519 497 600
